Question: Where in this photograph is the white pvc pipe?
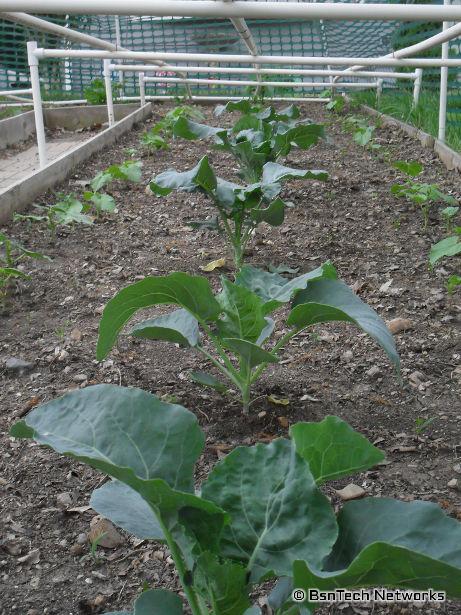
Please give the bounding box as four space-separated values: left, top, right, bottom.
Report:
438 1 450 142
0 88 32 96
34 48 461 68
109 64 418 80
138 71 145 107
413 68 423 107
114 15 124 87
335 19 461 81
103 59 115 126
27 41 47 168
2 1 461 20
143 76 378 89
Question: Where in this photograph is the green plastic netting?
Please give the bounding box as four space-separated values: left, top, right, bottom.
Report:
0 1 460 135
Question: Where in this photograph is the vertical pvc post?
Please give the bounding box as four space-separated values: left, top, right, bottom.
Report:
103 59 115 126
114 15 124 88
438 0 450 142
139 72 146 107
27 41 47 168
376 78 383 101
413 68 423 107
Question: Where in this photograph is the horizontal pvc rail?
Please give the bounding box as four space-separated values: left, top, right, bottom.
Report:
0 95 330 106
35 49 461 68
0 87 32 96
2 1 461 20
110 64 418 80
142 76 378 89
335 19 461 81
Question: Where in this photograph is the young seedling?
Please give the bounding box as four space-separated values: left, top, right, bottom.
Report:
12 391 461 614
141 129 169 153
91 160 143 191
149 155 327 268
344 116 380 150
415 416 435 436
14 194 94 236
173 103 324 183
391 161 458 230
141 104 206 152
96 263 399 414
441 205 459 232
0 233 50 302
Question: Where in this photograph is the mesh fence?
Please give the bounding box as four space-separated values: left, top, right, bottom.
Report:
0 1 460 130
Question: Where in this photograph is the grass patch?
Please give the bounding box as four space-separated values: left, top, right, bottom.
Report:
351 88 461 153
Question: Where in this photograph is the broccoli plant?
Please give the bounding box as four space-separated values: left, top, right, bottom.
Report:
391 161 458 230
149 156 327 269
172 104 324 183
91 160 143 190
141 104 206 152
96 263 399 413
141 129 169 153
0 233 50 301
11 390 461 615
14 194 94 235
344 116 380 149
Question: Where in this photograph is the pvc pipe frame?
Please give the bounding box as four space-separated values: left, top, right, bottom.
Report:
27 41 47 168
2 1 461 20
142 76 379 89
0 87 32 96
438 0 450 143
34 49 461 68
109 64 419 81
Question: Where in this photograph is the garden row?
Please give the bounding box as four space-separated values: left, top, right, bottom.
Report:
2 98 461 615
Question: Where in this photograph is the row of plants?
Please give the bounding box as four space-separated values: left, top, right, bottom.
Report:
325 94 460 294
9 98 461 614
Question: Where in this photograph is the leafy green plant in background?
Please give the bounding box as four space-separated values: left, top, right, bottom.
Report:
429 226 461 294
344 116 380 150
391 160 458 229
96 263 398 413
149 155 327 268
141 104 206 152
14 194 94 235
0 232 50 302
321 90 346 114
11 390 461 615
173 101 324 183
141 129 169 153
83 77 122 106
441 205 459 232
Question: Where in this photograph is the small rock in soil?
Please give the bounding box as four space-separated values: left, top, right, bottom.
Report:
336 484 367 501
56 492 73 510
73 373 88 383
4 357 35 376
387 318 413 334
89 516 123 549
448 478 458 489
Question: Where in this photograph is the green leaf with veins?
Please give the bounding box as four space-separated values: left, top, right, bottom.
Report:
173 116 225 141
131 309 200 347
290 278 399 370
189 371 229 393
202 438 338 582
149 156 217 196
194 552 251 615
216 278 267 343
107 160 142 183
290 416 384 484
393 160 423 177
236 262 337 313
429 234 461 265
222 338 279 369
96 272 221 359
91 480 165 540
133 588 184 614
250 197 286 226
293 498 461 599
261 162 328 186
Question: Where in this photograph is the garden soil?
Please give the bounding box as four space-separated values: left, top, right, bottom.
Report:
1 102 460 615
